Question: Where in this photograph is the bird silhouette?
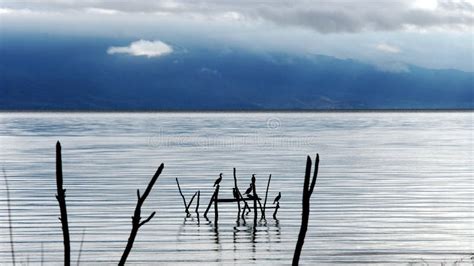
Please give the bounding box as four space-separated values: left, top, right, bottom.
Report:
244 184 253 195
251 174 256 183
232 188 240 199
213 173 223 187
273 192 281 204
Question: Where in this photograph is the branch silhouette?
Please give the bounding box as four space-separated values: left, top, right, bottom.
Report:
119 163 164 266
293 154 319 266
55 141 70 266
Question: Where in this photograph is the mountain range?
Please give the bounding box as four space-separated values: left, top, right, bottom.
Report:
1 35 472 110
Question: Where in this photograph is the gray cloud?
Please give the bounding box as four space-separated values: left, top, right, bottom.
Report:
1 0 473 33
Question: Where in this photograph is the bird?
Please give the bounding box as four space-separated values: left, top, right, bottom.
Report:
273 192 281 204
213 173 222 187
251 174 256 183
232 188 240 199
244 184 253 195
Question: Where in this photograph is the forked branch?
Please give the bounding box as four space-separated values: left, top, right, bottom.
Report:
119 163 164 266
292 154 319 266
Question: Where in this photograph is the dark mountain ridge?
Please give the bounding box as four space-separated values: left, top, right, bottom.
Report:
1 35 472 110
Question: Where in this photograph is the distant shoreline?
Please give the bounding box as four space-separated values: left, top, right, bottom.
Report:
0 109 472 113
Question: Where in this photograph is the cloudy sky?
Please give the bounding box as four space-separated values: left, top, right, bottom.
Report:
1 0 473 71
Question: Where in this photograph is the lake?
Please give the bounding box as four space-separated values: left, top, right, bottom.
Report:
0 112 472 265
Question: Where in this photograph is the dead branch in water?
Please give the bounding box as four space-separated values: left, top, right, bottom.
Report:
292 154 319 266
176 178 191 216
273 202 280 219
214 185 220 226
76 229 85 266
195 190 200 223
233 169 252 221
195 190 200 216
262 174 272 219
204 188 216 218
252 175 258 225
55 141 70 266
233 168 241 218
119 163 164 266
186 191 198 212
3 168 16 266
176 178 199 217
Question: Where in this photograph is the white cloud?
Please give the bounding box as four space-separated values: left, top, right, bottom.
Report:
412 0 439 10
107 40 173 58
0 7 35 15
375 43 401 53
84 8 121 15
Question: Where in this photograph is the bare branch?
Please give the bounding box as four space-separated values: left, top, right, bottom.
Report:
204 192 215 218
293 154 320 266
195 190 200 217
56 141 70 266
176 178 189 215
308 154 319 195
139 211 156 227
263 174 272 219
119 163 164 266
186 191 198 210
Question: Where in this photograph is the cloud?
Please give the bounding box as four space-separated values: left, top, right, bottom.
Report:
375 43 401 53
84 8 121 15
107 40 173 58
1 1 472 71
2 0 473 33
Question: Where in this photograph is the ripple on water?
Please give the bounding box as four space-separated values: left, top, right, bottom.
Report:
0 112 472 265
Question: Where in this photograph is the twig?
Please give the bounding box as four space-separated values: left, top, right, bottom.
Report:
237 190 250 220
3 168 16 266
214 185 220 226
204 189 216 218
252 175 258 225
273 202 280 219
195 190 200 216
233 168 241 218
119 163 164 266
263 174 272 219
186 191 198 212
195 190 200 224
176 178 190 216
256 195 264 219
293 154 319 266
76 229 85 266
55 141 70 266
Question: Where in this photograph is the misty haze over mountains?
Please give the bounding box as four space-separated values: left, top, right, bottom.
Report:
1 35 472 110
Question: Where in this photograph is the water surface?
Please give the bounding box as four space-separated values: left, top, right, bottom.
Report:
0 112 472 265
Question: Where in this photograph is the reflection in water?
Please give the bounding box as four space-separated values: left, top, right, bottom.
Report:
178 213 283 263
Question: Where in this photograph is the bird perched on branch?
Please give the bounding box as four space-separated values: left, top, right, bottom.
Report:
233 188 239 199
273 192 281 204
244 184 253 195
214 173 222 187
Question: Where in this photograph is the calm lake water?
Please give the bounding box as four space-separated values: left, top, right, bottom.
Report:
0 112 472 265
